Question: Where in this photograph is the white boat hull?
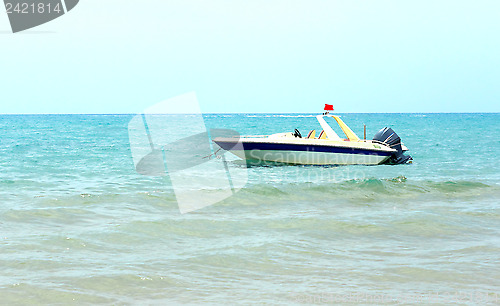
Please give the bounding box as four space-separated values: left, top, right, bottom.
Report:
229 149 391 165
213 137 395 166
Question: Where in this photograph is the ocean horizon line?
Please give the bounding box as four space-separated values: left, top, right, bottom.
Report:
1 111 499 115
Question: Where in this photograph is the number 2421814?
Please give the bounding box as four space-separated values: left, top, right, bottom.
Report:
5 2 63 14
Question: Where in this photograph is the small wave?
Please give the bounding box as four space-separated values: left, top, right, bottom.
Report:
8 177 496 209
427 181 490 193
232 178 498 204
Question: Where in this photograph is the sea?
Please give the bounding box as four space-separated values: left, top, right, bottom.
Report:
0 113 499 304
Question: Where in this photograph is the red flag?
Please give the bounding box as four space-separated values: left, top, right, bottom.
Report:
324 104 334 111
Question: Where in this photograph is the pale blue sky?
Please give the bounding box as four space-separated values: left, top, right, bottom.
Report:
1 0 499 114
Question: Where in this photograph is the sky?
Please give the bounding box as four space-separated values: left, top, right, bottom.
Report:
1 0 499 114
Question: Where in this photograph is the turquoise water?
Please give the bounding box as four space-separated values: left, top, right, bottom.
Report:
0 113 499 304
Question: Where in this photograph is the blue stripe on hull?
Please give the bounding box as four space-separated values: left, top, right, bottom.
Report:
215 141 392 157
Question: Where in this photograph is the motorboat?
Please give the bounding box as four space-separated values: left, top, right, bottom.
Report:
213 105 412 166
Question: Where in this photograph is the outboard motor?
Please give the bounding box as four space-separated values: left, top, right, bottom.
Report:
373 127 412 164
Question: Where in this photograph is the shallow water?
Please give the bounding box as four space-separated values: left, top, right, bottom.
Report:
0 113 499 304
